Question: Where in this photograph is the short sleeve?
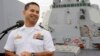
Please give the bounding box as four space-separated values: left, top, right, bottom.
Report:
4 30 15 52
43 31 55 52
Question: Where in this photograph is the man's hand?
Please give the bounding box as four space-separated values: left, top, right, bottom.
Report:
5 50 16 56
20 51 31 56
20 51 54 56
35 51 54 56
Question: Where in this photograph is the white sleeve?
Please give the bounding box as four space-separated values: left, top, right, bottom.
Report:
4 31 15 52
43 31 55 52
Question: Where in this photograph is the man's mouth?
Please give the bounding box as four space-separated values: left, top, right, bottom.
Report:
29 15 39 21
30 15 36 19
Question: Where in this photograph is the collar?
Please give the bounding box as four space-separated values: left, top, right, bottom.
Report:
19 24 42 31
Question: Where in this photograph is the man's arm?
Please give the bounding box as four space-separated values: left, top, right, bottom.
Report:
5 50 16 56
4 31 16 56
34 51 54 56
21 51 54 56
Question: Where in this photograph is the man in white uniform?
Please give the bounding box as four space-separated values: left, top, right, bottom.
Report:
4 2 55 56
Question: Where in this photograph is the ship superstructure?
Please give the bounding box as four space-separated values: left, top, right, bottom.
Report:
43 0 100 49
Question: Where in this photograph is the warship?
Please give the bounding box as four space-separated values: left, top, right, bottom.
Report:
42 0 100 56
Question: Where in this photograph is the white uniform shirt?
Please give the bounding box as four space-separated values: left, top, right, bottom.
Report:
4 25 55 56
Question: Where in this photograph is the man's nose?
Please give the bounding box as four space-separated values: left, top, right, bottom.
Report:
32 11 38 15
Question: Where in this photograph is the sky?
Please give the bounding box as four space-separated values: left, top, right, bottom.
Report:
90 0 100 8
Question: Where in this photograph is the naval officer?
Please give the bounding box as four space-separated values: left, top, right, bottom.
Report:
4 2 55 56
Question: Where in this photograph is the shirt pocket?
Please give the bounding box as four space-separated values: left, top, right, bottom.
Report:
31 39 44 47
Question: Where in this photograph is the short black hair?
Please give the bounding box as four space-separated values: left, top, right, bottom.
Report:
24 2 39 10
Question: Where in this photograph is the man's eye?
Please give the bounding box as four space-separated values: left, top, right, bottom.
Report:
36 11 39 14
31 10 34 12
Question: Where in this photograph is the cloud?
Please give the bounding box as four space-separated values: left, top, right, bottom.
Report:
90 0 100 8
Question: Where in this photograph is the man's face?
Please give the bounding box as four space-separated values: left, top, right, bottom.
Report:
23 4 40 23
